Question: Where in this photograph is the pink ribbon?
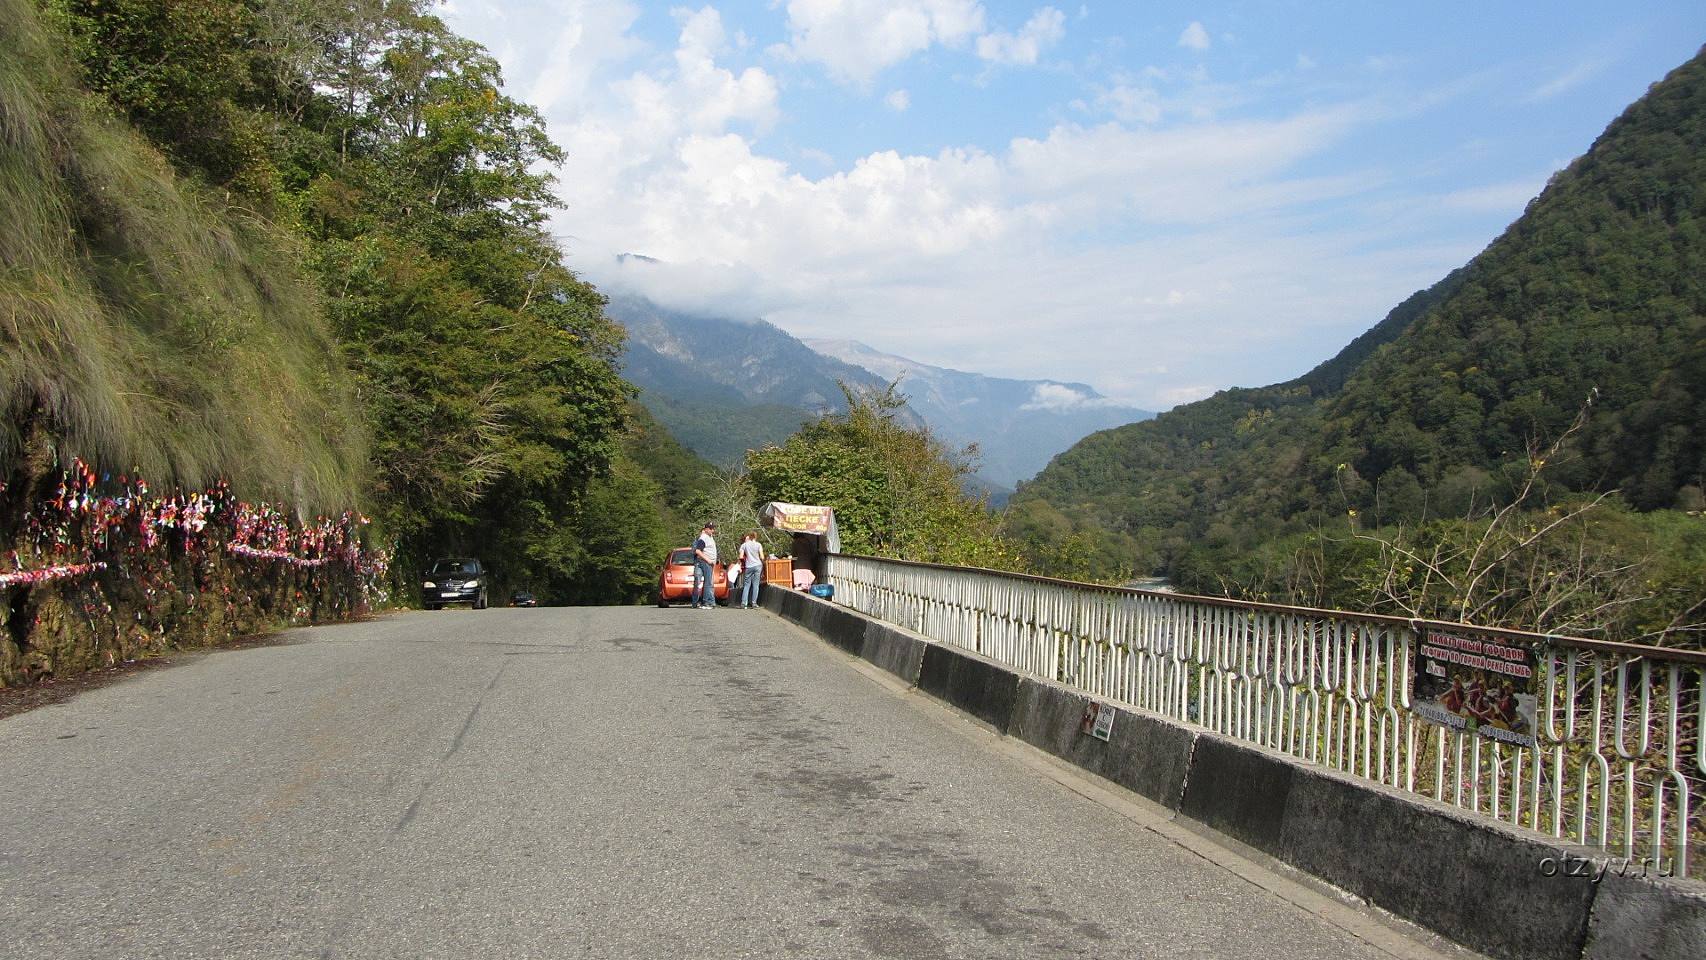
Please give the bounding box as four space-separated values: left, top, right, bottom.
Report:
0 562 109 589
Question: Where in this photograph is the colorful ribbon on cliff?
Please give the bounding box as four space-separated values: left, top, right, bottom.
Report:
223 544 332 567
0 562 109 589
3 457 390 598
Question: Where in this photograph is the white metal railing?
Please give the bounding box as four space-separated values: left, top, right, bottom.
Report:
826 554 1706 880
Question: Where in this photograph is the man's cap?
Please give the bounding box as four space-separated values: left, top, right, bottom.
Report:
704 521 717 529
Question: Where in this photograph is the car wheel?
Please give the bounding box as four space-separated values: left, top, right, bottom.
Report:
657 593 669 608
475 592 487 610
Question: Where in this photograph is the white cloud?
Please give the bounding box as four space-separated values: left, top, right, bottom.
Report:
885 88 912 111
1089 82 1162 124
1438 176 1546 213
1021 383 1121 411
1002 109 1365 224
1527 59 1606 103
676 5 725 54
442 0 1501 409
1074 66 1254 126
522 0 643 114
975 7 1066 67
600 6 779 157
1178 21 1210 52
777 0 987 86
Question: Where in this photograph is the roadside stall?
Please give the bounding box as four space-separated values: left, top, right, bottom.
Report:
758 502 840 592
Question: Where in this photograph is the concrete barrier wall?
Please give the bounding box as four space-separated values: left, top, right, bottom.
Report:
760 586 1702 960
1008 678 1195 811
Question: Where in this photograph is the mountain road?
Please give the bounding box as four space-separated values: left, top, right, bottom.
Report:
0 606 1469 959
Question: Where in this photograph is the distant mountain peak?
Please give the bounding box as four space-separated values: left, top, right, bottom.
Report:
805 339 1119 401
610 296 1152 491
804 338 1151 490
802 338 933 380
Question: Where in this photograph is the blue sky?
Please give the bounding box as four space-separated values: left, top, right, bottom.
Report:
442 1 1704 410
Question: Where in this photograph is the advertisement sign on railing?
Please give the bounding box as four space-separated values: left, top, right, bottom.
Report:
1412 632 1539 747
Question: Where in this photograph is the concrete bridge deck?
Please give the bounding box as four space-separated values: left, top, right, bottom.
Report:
0 608 1467 959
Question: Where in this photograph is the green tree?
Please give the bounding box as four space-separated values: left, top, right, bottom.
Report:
40 0 281 200
37 0 641 601
277 4 631 591
746 384 1021 568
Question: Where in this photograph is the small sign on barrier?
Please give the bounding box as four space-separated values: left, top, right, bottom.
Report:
1411 631 1537 747
1079 701 1115 741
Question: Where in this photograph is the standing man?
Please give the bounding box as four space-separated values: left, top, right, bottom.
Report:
737 530 764 608
692 522 719 609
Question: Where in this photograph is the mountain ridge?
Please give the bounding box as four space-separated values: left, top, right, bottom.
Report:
608 293 896 467
1011 46 1706 581
610 292 1152 490
806 338 1153 491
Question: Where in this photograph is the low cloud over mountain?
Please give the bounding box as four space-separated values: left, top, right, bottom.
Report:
806 339 1151 492
609 293 1150 494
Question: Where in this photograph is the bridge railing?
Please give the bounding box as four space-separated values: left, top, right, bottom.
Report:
825 553 1705 879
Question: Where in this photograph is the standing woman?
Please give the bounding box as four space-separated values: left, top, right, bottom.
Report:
737 530 765 608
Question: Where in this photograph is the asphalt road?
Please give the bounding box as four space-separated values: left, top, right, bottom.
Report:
0 606 1461 959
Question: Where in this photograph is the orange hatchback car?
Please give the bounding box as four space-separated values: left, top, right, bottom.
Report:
656 547 730 607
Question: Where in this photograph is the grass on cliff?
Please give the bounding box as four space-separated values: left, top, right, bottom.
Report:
0 0 364 510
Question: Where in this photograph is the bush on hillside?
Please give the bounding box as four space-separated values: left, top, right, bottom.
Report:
1 0 366 511
747 385 1021 569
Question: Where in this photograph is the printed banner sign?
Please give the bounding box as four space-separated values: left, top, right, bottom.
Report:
1411 631 1538 747
1079 702 1115 742
761 502 833 535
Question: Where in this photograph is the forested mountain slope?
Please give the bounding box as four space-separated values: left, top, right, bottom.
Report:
806 338 1153 493
1007 272 1466 573
609 293 895 467
1012 47 1706 586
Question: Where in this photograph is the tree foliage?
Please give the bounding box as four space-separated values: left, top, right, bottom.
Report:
31 0 644 602
747 385 1021 569
3 0 364 509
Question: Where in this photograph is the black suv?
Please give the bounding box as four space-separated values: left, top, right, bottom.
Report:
423 558 490 610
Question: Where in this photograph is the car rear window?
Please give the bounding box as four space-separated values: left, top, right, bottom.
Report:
669 549 694 565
